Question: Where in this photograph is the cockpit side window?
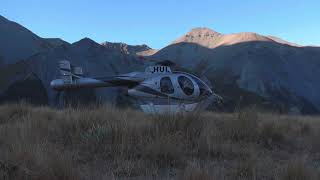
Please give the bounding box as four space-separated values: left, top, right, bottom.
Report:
160 77 174 94
178 76 194 96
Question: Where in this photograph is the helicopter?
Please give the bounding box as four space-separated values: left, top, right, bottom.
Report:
50 60 221 113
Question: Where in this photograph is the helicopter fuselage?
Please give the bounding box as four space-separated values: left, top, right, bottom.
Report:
50 61 218 113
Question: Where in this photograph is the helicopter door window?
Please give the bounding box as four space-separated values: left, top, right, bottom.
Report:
160 77 174 94
178 76 194 96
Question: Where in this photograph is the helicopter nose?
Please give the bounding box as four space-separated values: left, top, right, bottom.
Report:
198 88 213 100
203 87 213 97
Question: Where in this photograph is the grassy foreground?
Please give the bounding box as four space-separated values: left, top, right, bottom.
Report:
0 103 320 180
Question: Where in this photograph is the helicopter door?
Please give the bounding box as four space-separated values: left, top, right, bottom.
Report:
178 76 194 96
160 77 174 94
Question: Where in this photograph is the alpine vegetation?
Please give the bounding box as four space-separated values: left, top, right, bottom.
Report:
0 103 319 179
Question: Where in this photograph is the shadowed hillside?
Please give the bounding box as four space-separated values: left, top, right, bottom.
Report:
0 15 54 64
0 37 145 106
0 103 320 179
151 41 320 114
45 38 70 47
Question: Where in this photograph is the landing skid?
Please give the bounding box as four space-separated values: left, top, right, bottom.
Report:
140 102 199 114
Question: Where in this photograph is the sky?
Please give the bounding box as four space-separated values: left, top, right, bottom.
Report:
1 0 320 49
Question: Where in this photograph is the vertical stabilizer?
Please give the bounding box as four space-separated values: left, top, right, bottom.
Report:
59 60 73 84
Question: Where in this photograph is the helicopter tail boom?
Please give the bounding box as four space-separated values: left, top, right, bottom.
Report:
51 60 141 91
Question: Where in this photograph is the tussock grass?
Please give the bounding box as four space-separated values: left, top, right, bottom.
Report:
0 103 319 179
280 158 318 180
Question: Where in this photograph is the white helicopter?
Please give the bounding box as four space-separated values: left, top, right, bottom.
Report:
50 60 221 113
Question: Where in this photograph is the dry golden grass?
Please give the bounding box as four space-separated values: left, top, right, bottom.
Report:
0 103 319 179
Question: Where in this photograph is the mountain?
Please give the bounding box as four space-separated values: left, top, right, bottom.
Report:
101 41 157 56
171 27 301 49
171 28 223 48
45 38 70 47
0 15 146 107
0 37 144 106
0 15 54 64
151 28 320 114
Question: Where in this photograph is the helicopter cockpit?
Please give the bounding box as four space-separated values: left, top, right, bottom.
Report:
157 73 212 100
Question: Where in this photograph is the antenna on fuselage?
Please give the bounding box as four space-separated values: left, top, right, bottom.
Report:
155 60 176 67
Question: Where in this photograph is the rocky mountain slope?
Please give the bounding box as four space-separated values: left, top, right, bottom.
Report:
171 28 301 49
151 28 320 113
101 41 157 56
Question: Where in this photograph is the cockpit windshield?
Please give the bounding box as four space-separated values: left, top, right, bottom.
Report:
178 76 194 95
193 77 212 97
